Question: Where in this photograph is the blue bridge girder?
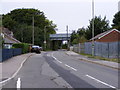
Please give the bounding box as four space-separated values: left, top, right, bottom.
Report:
50 34 71 41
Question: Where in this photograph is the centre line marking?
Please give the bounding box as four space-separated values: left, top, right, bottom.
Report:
65 64 77 71
17 78 21 89
86 75 116 88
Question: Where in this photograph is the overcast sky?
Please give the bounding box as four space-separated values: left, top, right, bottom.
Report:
1 0 119 33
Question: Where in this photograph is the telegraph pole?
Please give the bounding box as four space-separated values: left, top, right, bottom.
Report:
44 26 46 51
92 0 95 56
32 16 34 45
66 25 69 50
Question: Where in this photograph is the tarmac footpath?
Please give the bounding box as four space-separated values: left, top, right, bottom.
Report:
0 53 35 87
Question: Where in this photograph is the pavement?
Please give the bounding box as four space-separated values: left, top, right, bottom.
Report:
0 53 35 83
66 51 120 70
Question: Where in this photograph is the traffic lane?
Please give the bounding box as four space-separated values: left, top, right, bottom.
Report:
45 53 117 89
44 55 106 89
50 51 118 88
2 53 64 88
52 51 118 78
16 54 65 88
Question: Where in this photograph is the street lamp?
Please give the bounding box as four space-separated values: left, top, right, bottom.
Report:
32 16 34 45
66 25 69 50
92 0 95 56
44 26 46 51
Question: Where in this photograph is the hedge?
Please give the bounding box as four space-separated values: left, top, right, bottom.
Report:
12 43 29 54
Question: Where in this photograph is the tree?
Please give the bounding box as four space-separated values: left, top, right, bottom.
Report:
70 28 87 45
86 16 110 40
2 8 57 49
70 31 79 45
112 11 120 31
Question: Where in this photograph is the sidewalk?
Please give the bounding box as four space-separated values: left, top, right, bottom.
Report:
66 51 120 70
0 53 35 82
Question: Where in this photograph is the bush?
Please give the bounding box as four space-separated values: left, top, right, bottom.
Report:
62 44 67 49
12 43 29 54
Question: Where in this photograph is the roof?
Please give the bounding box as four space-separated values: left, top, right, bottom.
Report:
1 27 21 44
90 29 120 41
4 33 21 44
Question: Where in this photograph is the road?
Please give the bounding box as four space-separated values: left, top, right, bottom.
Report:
2 51 119 89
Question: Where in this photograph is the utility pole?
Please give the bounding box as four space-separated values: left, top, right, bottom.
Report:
32 16 34 45
92 0 95 56
66 25 69 50
44 26 46 51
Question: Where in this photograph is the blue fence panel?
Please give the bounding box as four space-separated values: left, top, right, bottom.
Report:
118 42 120 59
101 42 109 58
85 42 92 55
94 42 102 57
2 49 13 61
73 41 119 59
13 48 22 56
0 49 2 62
109 42 118 58
2 48 22 62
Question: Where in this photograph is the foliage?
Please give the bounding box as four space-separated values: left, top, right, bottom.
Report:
2 8 56 49
12 43 29 54
70 28 87 45
62 44 67 49
112 11 120 31
70 16 110 44
86 16 110 40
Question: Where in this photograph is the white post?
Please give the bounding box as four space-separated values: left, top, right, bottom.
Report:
92 0 95 56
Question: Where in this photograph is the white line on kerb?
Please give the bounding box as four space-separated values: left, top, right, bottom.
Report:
17 78 21 89
65 64 77 71
86 75 116 88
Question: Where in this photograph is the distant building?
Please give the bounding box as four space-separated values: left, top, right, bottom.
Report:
90 29 120 42
118 1 120 11
0 27 21 48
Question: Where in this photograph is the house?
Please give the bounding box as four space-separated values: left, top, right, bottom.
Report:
0 27 21 48
90 29 120 42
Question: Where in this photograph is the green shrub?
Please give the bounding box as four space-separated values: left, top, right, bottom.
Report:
62 44 67 49
12 43 29 54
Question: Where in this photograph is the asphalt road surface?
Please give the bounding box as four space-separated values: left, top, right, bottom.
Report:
1 51 119 89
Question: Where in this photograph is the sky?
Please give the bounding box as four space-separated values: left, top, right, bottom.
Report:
0 0 120 33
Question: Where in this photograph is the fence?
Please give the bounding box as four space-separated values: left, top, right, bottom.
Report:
0 48 22 62
73 41 120 59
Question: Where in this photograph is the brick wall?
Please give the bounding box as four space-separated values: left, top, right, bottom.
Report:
96 31 120 42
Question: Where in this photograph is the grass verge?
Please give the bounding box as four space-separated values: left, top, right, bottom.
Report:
80 53 119 63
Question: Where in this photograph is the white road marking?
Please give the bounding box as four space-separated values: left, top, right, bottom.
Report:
56 59 62 63
86 74 116 88
17 78 21 89
65 64 77 71
51 53 62 63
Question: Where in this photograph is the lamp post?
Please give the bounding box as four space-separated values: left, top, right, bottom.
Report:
44 26 46 51
92 0 95 56
66 25 69 50
32 16 34 45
